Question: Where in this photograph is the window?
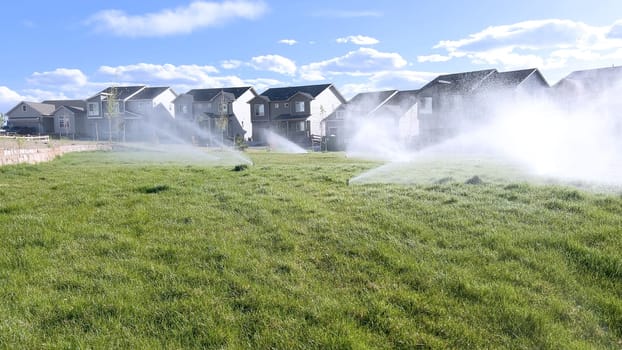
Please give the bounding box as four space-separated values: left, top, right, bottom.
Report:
336 111 345 119
296 120 306 132
254 104 265 116
420 97 433 113
284 103 289 109
221 103 228 113
274 103 279 109
59 117 69 129
328 127 338 136
21 105 27 112
182 105 188 113
87 102 99 116
295 101 305 113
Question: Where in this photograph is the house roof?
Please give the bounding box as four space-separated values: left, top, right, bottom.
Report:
185 87 254 101
93 86 146 101
42 100 87 109
130 87 172 100
419 69 497 95
323 90 397 122
478 68 545 91
7 101 57 116
373 90 418 117
554 66 622 91
260 84 333 101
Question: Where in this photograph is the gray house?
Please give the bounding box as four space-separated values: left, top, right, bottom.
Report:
6 99 89 137
86 86 176 141
5 101 56 134
173 87 258 144
43 100 88 138
249 84 345 146
552 66 622 109
321 90 398 150
416 68 549 145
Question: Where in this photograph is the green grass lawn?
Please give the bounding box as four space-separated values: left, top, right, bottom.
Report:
0 149 621 349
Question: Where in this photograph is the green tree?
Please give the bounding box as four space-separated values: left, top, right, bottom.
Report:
0 112 5 129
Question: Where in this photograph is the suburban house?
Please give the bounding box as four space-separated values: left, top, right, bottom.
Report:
416 68 549 145
6 100 89 137
322 90 398 150
248 84 345 145
86 86 176 141
370 90 419 145
173 87 257 144
5 102 56 134
124 87 176 141
552 66 622 109
416 69 497 145
44 100 88 138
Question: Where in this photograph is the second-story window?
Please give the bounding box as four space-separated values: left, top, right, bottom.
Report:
295 101 305 113
274 103 279 109
254 104 265 116
21 105 27 112
87 102 99 116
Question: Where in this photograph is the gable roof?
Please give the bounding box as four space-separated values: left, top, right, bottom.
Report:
554 66 622 91
184 87 254 102
7 101 56 116
42 100 87 109
373 90 419 117
260 84 333 101
90 86 145 101
478 68 542 91
53 105 85 114
130 87 173 100
323 90 397 121
419 69 497 95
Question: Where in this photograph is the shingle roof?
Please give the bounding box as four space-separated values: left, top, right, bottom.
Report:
130 87 171 100
99 86 145 100
554 66 622 90
42 100 87 109
24 102 56 115
420 69 497 95
260 84 332 101
323 90 397 121
186 87 253 101
478 68 541 91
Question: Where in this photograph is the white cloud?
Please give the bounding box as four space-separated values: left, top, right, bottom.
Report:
417 54 452 63
300 47 407 80
0 86 25 113
250 55 297 75
98 63 220 83
336 35 379 45
278 39 297 46
22 89 69 102
86 0 268 37
27 68 88 88
221 60 243 69
421 18 622 70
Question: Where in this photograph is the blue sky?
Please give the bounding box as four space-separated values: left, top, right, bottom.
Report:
2 0 622 112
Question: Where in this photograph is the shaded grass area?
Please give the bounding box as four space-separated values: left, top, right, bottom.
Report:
0 150 621 348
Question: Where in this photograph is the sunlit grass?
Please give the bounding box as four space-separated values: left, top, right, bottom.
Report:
0 150 621 348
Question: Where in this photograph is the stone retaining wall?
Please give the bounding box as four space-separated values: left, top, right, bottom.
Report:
0 144 111 166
